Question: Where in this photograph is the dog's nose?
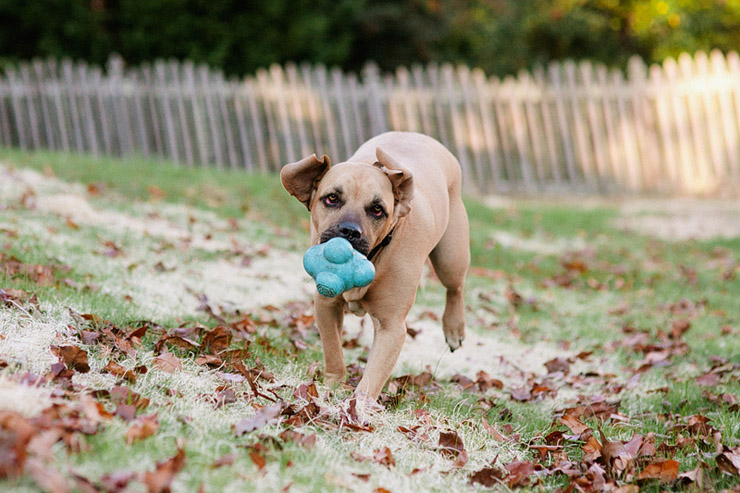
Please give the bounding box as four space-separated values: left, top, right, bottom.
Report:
338 222 362 240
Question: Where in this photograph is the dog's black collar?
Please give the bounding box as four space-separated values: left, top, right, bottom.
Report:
367 227 395 262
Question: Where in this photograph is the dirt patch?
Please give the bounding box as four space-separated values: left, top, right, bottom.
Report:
484 193 740 241
615 198 740 240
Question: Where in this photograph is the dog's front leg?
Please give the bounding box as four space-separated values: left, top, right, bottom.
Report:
314 294 346 384
355 315 406 402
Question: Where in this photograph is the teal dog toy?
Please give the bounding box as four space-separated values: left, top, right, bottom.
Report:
303 237 375 297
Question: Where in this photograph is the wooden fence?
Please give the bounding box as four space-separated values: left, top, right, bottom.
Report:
1 51 740 195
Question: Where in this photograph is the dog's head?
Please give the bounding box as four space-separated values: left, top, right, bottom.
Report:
280 148 414 256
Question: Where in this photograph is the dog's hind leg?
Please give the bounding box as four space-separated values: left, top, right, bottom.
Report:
429 195 470 351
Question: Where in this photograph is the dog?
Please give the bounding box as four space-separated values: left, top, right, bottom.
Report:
281 131 470 406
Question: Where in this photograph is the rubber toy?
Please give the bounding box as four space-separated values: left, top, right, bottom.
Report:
303 237 376 297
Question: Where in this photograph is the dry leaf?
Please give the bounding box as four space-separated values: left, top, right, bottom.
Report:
372 447 395 468
470 466 506 487
51 345 90 373
716 446 740 475
153 353 182 373
559 414 589 435
637 459 679 482
141 446 185 493
233 402 283 435
125 414 159 444
504 460 535 487
481 417 509 442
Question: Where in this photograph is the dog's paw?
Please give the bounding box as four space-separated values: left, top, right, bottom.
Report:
445 333 464 352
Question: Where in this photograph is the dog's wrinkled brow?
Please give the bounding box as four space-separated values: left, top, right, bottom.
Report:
324 186 343 197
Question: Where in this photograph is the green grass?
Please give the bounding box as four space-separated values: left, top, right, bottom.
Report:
1 149 739 491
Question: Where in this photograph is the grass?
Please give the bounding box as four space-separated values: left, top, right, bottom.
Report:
1 149 739 491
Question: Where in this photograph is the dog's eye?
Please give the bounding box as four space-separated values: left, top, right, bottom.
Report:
370 205 385 218
323 194 338 206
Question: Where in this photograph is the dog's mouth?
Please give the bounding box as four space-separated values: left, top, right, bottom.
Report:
319 228 370 257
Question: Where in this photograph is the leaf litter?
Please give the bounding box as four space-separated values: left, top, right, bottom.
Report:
2 163 740 491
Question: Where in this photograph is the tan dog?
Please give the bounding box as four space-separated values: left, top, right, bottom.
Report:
281 132 470 406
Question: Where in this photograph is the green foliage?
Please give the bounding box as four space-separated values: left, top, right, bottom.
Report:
2 1 740 76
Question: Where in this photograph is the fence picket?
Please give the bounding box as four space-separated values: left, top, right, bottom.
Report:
0 78 11 146
713 51 740 183
32 60 55 150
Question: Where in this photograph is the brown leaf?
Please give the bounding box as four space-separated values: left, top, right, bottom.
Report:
582 435 602 462
510 386 532 402
716 446 740 475
153 353 182 373
249 449 266 470
99 470 137 491
469 466 506 487
51 345 90 373
211 453 236 469
110 386 150 410
147 185 166 202
79 394 113 423
637 459 679 482
125 414 159 444
372 447 396 468
475 370 503 392
678 465 703 488
481 417 509 442
599 429 633 478
559 414 589 435
504 460 535 487
104 360 137 383
233 402 283 435
544 357 570 374
438 430 466 460
26 458 69 493
195 355 223 367
141 446 185 493
696 372 721 387
202 326 232 354
0 411 36 478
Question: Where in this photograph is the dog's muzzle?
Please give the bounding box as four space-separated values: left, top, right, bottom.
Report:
320 222 370 256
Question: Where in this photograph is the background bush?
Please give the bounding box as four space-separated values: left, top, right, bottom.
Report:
2 0 740 75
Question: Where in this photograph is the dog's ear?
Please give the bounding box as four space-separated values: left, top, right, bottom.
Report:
375 147 414 218
280 154 331 210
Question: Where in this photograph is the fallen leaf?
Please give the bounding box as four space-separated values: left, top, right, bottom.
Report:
249 449 266 470
559 414 589 435
481 417 509 442
544 357 570 374
104 360 137 382
51 345 90 373
678 465 703 488
211 453 236 469
716 446 740 475
26 458 69 493
141 446 185 493
153 353 182 373
233 402 283 435
504 460 535 487
372 447 395 468
202 326 232 354
125 414 159 444
0 411 36 477
637 459 679 482
599 429 633 478
470 466 506 487
696 372 720 387
438 430 466 460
